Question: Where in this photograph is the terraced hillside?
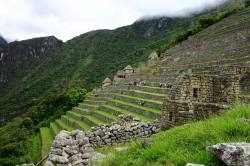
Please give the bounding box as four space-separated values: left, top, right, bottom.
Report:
40 6 250 159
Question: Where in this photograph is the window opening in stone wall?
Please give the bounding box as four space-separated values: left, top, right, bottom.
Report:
169 112 173 121
193 88 198 98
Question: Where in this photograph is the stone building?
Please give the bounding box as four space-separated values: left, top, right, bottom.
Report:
102 77 112 88
113 65 134 85
148 51 159 61
124 65 134 75
161 66 250 129
113 70 126 85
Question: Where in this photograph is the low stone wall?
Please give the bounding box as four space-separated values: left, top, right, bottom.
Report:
88 122 159 147
194 103 228 120
45 115 160 166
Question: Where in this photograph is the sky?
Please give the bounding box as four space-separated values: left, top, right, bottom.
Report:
0 0 228 42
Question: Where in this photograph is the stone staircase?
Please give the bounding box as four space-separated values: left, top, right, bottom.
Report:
40 6 250 160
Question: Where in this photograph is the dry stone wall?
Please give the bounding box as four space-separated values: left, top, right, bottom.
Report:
161 65 250 129
46 115 160 166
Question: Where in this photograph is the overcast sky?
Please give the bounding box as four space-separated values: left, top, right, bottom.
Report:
0 0 228 41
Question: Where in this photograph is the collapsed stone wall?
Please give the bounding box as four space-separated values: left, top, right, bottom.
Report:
46 115 160 166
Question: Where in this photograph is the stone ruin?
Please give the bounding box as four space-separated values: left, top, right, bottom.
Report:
102 77 112 89
148 51 160 61
45 114 160 166
113 65 134 85
161 66 250 129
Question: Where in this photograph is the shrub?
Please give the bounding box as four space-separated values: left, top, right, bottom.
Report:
21 117 33 129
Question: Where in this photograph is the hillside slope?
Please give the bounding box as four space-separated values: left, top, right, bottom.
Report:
0 0 242 123
38 4 250 163
0 17 196 122
0 36 62 122
101 103 250 166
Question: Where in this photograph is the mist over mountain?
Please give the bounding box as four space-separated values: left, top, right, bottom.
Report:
0 36 7 45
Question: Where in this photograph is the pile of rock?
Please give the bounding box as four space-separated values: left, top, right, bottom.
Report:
87 115 160 147
45 115 159 166
45 130 105 166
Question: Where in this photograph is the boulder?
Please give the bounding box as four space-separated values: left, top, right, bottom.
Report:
207 142 250 166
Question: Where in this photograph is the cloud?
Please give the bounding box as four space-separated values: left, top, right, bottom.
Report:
0 0 228 41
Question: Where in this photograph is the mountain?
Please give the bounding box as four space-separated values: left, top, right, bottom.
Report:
0 36 7 45
0 0 242 120
0 17 197 122
0 1 247 165
0 0 243 123
0 36 62 122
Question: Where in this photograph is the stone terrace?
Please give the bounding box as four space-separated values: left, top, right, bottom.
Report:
40 6 250 160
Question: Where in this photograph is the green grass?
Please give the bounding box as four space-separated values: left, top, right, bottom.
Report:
50 122 60 135
64 114 91 130
28 134 42 164
84 115 106 124
137 85 170 90
40 128 53 159
104 105 154 122
112 99 161 114
73 107 91 113
101 103 250 166
132 90 166 97
85 100 106 102
95 110 118 121
114 93 163 104
55 119 75 131
79 103 100 107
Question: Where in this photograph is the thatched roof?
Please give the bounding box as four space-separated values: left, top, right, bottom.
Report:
103 77 112 83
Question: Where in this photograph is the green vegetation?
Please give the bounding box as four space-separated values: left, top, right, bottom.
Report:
246 0 250 7
40 128 53 159
0 3 247 165
104 105 154 122
101 103 250 166
112 100 161 114
157 6 243 54
0 87 86 166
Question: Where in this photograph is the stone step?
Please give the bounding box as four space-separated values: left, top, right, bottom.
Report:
50 122 60 137
62 114 91 131
92 111 115 123
124 75 177 82
78 103 98 110
67 111 96 126
84 115 107 125
132 85 171 94
100 105 154 122
112 93 163 110
85 96 111 102
93 92 114 98
70 108 115 123
55 119 75 132
142 82 174 88
122 90 166 101
107 99 161 119
84 100 107 106
72 107 92 115
94 110 118 121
